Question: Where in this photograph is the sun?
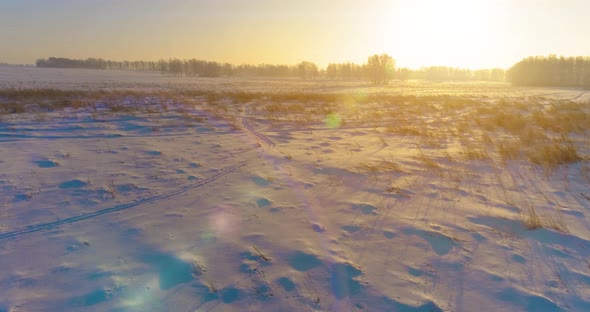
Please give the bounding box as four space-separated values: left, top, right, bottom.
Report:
421 1 484 31
380 0 499 68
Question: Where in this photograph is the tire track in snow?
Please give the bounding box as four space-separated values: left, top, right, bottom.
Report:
242 106 275 147
571 91 586 101
0 161 247 241
0 132 202 142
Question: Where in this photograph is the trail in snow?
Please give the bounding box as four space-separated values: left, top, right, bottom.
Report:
0 161 247 240
571 91 586 101
242 106 275 147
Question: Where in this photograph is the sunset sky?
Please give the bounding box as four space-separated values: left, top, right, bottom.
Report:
1 0 589 69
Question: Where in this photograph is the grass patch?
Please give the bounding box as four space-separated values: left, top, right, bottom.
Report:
417 148 441 172
497 140 521 161
522 204 568 232
0 102 26 114
460 144 490 160
385 126 422 136
523 205 542 230
357 160 403 173
528 135 581 168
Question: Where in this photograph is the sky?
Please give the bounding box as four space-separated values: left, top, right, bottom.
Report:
1 0 589 69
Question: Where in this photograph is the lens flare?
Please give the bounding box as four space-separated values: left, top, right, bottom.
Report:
208 205 240 239
325 114 341 128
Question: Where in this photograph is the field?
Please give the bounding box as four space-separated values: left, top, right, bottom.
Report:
1 67 590 312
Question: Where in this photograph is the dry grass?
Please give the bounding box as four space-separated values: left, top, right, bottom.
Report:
496 139 521 162
204 277 219 293
1 87 587 168
518 128 548 146
493 111 528 133
523 205 542 230
251 245 271 262
357 160 403 174
108 104 137 113
461 146 490 161
0 102 26 114
522 204 568 232
528 135 581 169
417 148 441 172
385 126 423 136
474 107 528 134
540 101 590 133
180 111 207 123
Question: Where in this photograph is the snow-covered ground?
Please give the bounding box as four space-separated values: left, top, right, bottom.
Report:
1 67 590 311
1 66 589 101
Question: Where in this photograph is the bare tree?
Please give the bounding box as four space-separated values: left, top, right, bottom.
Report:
297 61 319 80
366 54 395 85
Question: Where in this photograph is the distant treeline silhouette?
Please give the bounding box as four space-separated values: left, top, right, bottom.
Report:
326 63 504 82
36 55 507 83
35 57 312 78
398 67 505 82
0 62 32 67
507 55 590 87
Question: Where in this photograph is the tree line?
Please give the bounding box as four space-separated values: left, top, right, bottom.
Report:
397 67 505 82
507 55 590 87
36 57 321 78
37 55 502 84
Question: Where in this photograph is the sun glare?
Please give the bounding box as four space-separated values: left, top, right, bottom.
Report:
383 0 499 68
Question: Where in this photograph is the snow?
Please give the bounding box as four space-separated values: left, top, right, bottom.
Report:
1 67 590 311
1 66 590 100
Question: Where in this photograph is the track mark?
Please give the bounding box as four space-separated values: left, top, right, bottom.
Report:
242 106 275 147
571 91 586 101
0 161 247 241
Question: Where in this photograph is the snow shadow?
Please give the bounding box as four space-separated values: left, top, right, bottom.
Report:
140 252 194 290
